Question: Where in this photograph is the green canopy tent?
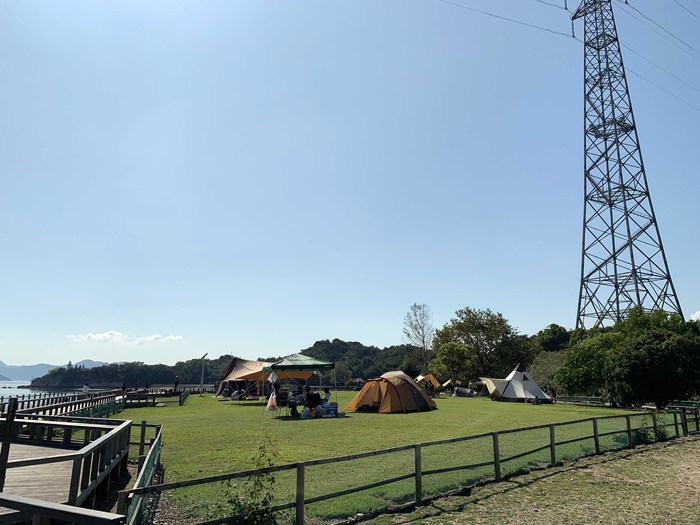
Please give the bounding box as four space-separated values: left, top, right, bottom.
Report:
263 354 337 411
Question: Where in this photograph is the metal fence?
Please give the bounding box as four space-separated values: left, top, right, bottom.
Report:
118 424 164 525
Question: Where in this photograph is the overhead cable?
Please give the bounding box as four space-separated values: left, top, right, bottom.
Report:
614 0 700 56
432 0 700 114
434 0 572 37
626 67 700 113
622 43 700 96
672 0 700 21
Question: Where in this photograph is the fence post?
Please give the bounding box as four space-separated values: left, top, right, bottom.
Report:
673 412 680 438
414 443 422 506
117 490 130 516
68 457 82 505
625 415 633 448
296 462 305 525
681 409 688 437
0 397 18 491
652 413 658 443
492 432 501 482
139 421 147 457
549 425 556 466
695 408 699 432
592 418 600 454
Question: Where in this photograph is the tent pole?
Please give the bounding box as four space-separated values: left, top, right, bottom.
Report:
333 367 337 406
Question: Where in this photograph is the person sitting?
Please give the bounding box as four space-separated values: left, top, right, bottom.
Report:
322 387 331 406
306 391 322 409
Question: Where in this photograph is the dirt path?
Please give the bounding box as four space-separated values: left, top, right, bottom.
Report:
362 436 700 525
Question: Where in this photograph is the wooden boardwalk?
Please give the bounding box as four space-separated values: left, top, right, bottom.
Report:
0 444 74 521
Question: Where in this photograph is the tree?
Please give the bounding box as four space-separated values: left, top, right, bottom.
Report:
430 342 476 384
558 309 700 408
534 324 571 352
433 307 533 377
402 304 435 373
529 351 566 390
557 332 622 398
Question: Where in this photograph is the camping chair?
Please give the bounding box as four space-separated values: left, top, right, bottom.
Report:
276 391 290 416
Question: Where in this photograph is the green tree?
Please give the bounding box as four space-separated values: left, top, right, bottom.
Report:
534 324 571 352
433 307 534 377
558 309 700 408
557 332 622 397
429 342 476 384
529 350 566 390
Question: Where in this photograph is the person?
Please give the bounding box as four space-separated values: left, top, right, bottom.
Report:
428 382 435 397
322 387 331 406
82 383 89 395
174 375 180 392
303 385 311 405
121 382 127 394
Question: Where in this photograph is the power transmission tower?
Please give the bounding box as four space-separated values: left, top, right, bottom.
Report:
572 0 683 329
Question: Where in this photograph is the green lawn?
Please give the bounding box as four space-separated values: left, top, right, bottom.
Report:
118 392 643 523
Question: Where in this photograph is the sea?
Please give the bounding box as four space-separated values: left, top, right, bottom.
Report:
0 380 53 399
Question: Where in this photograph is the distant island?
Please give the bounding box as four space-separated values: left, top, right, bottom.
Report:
0 359 108 381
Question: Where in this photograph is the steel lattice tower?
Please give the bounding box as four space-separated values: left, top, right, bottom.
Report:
572 0 683 329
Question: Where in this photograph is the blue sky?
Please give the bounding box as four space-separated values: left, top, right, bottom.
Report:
1 0 698 366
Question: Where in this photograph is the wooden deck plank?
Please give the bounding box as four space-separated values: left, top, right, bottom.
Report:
0 444 74 516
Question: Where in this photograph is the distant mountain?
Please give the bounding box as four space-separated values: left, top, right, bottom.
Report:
0 359 109 381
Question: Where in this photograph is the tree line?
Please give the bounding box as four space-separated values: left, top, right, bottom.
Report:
30 304 700 408
406 303 700 409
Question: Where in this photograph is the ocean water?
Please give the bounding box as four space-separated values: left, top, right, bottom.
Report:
0 380 52 399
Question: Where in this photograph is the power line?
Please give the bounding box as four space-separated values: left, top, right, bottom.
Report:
533 0 568 11
622 43 700 96
434 0 572 37
614 0 700 57
618 0 700 62
672 0 700 21
432 0 700 114
627 67 700 114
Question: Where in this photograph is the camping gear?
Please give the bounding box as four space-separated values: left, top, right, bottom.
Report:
345 371 437 413
415 373 440 388
452 387 476 397
480 364 551 403
215 357 314 397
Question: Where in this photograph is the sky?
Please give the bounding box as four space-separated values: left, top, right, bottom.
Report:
0 0 698 366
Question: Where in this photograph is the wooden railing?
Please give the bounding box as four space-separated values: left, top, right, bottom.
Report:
1 391 81 415
10 391 124 418
118 408 697 525
0 493 125 524
117 424 164 525
1 415 132 507
557 395 604 405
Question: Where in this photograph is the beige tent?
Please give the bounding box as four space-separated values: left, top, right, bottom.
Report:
345 371 437 414
415 373 440 388
480 364 551 403
215 357 313 396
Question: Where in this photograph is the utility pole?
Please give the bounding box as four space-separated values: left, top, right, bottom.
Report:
572 0 683 328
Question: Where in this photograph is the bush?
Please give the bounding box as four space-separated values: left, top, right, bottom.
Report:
211 436 279 525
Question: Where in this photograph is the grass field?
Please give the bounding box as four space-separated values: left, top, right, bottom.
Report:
363 436 700 525
118 392 645 523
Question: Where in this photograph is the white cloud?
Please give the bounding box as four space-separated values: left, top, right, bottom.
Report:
691 311 700 322
68 331 184 345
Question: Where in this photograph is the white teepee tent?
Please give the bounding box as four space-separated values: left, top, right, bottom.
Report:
480 364 551 403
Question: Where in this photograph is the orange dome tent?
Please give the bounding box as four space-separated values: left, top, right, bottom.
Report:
344 371 437 414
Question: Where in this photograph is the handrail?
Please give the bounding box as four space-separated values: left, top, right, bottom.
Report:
0 493 125 524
